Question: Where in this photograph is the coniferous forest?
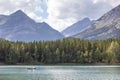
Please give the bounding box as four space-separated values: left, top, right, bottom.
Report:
0 38 120 64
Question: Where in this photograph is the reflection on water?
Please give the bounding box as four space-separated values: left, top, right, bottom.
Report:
0 65 120 80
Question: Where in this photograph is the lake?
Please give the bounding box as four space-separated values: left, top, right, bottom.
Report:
0 65 120 80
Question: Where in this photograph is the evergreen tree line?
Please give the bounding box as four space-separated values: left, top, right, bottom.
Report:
0 38 120 64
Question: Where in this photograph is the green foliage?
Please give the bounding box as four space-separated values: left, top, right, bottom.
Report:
0 38 120 64
106 41 120 63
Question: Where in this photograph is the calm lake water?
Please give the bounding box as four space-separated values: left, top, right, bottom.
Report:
0 65 120 80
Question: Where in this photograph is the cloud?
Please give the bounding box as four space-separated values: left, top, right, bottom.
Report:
0 0 120 31
0 0 43 21
106 0 120 7
28 12 43 22
46 0 120 31
45 17 77 31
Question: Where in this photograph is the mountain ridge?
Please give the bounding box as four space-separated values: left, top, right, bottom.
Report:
0 10 64 41
73 5 120 40
62 18 92 37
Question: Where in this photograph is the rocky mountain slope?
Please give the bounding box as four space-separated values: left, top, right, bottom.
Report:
62 18 92 37
0 10 64 41
73 5 120 40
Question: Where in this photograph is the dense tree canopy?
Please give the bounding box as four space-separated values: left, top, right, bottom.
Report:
0 38 120 64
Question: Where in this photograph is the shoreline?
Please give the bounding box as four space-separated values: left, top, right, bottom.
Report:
0 63 120 66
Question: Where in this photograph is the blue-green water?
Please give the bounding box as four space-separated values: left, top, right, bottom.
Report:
0 65 120 80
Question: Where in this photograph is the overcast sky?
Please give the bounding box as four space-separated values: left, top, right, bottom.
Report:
0 0 120 31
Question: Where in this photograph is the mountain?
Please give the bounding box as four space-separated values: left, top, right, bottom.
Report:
0 10 64 41
61 18 92 37
73 5 120 40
